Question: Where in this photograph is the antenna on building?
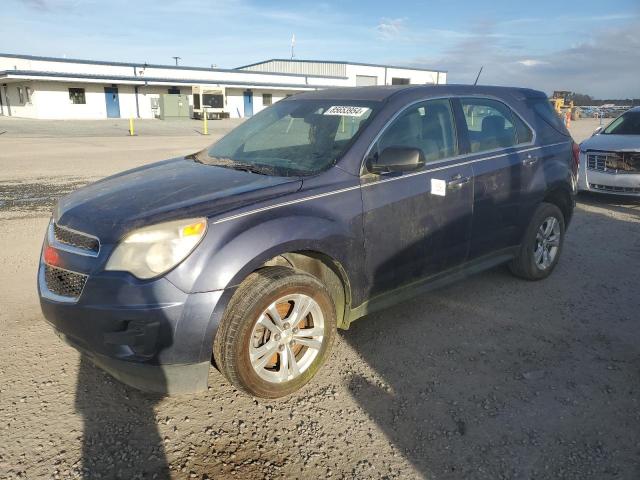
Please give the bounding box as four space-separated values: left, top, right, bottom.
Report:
473 66 483 86
172 56 181 66
290 34 296 60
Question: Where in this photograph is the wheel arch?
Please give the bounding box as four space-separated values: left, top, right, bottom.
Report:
259 250 352 330
543 184 574 226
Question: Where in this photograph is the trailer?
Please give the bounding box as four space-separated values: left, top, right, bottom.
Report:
192 86 228 119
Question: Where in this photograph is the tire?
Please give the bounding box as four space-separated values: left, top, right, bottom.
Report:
509 202 565 281
213 266 336 398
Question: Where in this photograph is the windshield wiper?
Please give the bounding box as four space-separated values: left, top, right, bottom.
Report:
192 153 269 175
227 163 269 175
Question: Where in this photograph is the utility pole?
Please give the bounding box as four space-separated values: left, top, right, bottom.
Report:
290 34 295 60
172 56 181 66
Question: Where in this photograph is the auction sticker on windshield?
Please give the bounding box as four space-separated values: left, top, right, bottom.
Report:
324 106 370 117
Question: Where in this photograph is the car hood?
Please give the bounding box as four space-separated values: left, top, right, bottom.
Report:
54 157 302 242
581 134 640 152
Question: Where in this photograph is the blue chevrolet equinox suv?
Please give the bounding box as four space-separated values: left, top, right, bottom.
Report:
38 85 578 398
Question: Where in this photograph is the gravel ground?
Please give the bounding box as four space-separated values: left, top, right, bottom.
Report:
1 119 639 480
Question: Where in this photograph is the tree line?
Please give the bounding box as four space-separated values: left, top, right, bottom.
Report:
570 93 640 107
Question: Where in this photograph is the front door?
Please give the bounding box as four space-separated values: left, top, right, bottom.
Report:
104 87 120 118
243 90 253 118
361 98 474 296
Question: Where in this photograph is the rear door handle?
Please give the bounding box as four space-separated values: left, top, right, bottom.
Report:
447 173 471 188
522 155 538 166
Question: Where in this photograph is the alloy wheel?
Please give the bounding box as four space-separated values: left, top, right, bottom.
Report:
249 293 325 383
534 216 561 270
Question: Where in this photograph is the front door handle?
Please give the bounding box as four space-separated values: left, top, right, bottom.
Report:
522 155 538 166
447 173 471 188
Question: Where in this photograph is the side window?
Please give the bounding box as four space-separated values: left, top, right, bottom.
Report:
461 98 517 153
375 98 457 164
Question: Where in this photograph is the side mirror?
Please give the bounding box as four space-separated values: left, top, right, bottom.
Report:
592 126 603 136
370 146 425 173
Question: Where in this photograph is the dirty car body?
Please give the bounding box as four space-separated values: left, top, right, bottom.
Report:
38 85 576 395
578 107 640 196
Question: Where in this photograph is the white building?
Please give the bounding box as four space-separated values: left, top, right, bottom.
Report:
0 53 446 120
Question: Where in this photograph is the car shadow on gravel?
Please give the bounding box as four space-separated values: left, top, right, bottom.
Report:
75 358 170 479
342 205 640 479
72 287 176 478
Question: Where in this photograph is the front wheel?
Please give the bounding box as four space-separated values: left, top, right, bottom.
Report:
509 202 566 280
213 266 336 398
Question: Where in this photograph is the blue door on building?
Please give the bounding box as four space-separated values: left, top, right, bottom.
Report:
243 90 253 117
104 87 121 118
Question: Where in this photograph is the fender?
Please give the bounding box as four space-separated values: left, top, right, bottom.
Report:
183 214 364 363
196 215 360 292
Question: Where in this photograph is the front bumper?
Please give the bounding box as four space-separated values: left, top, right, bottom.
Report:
38 258 224 394
578 153 640 196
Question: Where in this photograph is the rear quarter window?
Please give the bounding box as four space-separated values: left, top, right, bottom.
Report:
531 100 570 136
513 113 533 144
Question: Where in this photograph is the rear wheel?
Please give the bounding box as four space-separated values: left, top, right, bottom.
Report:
213 266 336 398
509 202 565 280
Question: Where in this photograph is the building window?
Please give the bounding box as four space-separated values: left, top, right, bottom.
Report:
17 86 25 104
262 93 272 106
391 77 410 85
25 86 32 104
168 87 180 94
69 88 86 104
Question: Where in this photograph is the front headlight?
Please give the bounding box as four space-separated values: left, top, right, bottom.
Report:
105 218 207 279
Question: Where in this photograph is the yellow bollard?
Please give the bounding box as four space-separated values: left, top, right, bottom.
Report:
203 111 209 135
129 117 135 136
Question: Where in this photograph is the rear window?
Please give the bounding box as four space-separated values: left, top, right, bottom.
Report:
531 100 570 136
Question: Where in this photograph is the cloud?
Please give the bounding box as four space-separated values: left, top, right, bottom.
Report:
517 59 548 67
408 21 640 98
376 18 406 40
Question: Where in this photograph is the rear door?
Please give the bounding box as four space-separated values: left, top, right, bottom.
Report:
360 98 474 296
457 97 534 259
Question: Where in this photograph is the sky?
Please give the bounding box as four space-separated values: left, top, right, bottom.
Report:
2 0 639 98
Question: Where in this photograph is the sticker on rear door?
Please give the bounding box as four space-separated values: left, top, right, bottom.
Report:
323 106 370 117
431 178 446 196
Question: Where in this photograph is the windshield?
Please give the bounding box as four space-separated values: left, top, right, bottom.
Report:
200 99 378 176
603 111 640 135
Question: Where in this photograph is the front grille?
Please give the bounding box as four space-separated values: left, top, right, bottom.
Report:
587 153 606 172
54 223 99 253
589 183 640 194
44 264 88 299
587 151 640 174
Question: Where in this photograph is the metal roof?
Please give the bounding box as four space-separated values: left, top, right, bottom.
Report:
0 70 320 90
0 53 346 80
236 58 447 74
